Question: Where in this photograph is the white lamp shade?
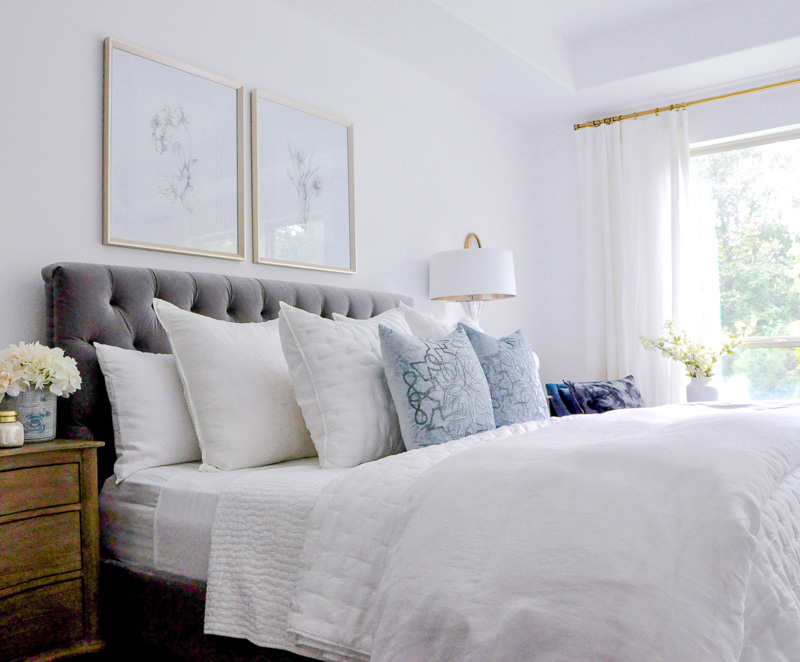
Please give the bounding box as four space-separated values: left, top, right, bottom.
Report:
429 247 516 301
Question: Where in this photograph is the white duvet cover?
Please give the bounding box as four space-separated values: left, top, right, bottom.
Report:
207 403 800 661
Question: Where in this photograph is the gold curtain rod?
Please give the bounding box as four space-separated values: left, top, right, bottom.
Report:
573 76 800 131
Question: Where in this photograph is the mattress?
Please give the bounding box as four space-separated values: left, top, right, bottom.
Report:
100 458 323 582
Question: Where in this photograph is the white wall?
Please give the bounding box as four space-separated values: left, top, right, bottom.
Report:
0 0 538 350
519 118 585 384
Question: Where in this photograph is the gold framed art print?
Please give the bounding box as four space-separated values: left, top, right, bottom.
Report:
103 38 245 260
251 90 355 273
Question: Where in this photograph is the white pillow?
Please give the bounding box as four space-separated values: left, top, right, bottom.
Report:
331 307 399 326
400 302 484 337
332 302 481 339
152 299 315 471
94 343 200 483
278 302 411 468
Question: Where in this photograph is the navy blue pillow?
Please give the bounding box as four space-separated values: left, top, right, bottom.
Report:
546 383 582 417
564 375 645 414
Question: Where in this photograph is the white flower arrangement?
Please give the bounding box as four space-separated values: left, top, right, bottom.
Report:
0 341 81 399
641 320 748 379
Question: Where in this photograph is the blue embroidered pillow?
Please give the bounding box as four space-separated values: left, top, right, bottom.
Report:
564 375 645 414
460 325 549 427
379 325 495 450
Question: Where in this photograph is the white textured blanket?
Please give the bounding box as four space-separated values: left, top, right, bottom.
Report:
204 462 347 654
206 403 800 661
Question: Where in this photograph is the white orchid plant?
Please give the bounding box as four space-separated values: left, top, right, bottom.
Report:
0 341 81 399
641 320 749 379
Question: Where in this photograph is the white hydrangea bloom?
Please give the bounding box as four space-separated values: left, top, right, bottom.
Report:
0 341 81 399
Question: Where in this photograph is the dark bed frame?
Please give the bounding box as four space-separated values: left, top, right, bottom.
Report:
43 262 411 661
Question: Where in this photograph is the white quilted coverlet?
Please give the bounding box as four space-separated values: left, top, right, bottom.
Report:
287 419 552 660
378 404 800 661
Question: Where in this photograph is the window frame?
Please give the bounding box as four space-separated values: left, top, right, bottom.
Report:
690 124 800 350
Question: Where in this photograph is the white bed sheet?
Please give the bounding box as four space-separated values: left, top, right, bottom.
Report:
100 463 200 573
100 458 322 582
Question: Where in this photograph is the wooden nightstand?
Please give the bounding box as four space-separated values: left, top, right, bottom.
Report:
0 440 104 661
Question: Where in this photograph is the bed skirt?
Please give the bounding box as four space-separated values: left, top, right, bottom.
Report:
100 559 312 661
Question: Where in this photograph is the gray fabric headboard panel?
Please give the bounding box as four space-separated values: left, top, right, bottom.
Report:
42 262 412 482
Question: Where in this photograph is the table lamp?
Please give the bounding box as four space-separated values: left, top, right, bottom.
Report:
429 233 516 324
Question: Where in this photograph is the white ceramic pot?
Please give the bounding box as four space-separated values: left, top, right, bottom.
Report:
2 390 57 441
686 377 719 403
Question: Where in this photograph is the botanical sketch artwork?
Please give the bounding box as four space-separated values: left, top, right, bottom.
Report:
151 104 197 213
286 143 323 229
252 90 354 272
103 38 244 259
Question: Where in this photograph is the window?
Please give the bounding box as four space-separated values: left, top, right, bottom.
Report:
691 127 800 400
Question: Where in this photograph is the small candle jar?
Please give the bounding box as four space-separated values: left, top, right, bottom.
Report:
0 410 25 448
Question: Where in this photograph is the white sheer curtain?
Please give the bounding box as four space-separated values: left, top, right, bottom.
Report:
575 111 691 406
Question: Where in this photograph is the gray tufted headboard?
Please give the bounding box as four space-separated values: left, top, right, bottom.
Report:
42 262 411 482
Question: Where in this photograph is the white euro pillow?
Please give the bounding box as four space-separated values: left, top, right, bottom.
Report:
331 307 399 326
94 343 201 482
332 301 481 339
153 299 315 471
400 302 483 337
278 302 411 468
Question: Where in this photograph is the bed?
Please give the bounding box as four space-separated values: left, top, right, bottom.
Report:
44 262 410 661
43 262 800 662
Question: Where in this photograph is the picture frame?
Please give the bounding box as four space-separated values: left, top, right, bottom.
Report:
251 90 356 273
103 38 245 260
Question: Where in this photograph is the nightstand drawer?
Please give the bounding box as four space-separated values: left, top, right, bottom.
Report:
0 511 81 591
0 463 80 515
0 579 83 661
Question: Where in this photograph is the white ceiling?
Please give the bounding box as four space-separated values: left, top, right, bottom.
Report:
507 0 709 39
274 0 800 127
